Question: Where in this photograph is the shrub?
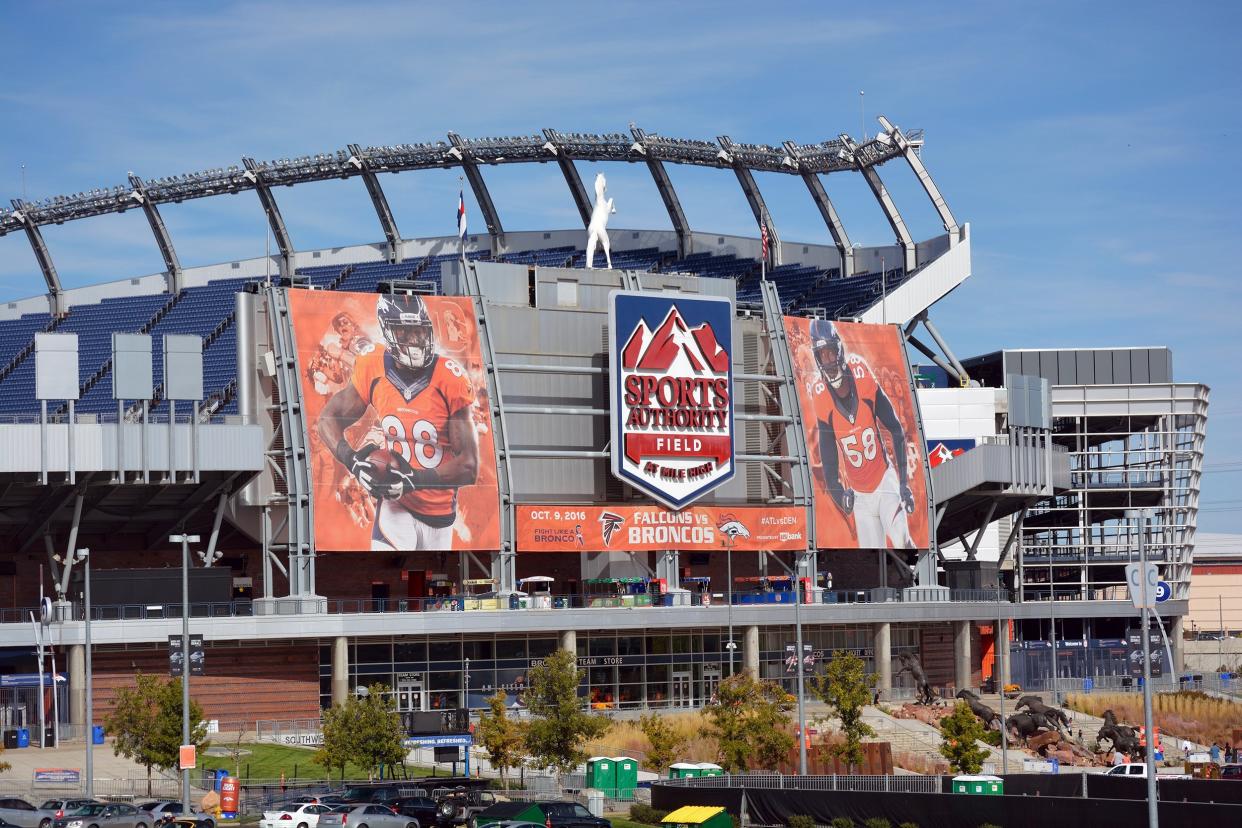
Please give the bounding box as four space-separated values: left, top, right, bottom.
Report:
630 804 669 825
899 823 919 828
787 816 817 828
864 819 892 828
830 819 855 828
981 730 1002 746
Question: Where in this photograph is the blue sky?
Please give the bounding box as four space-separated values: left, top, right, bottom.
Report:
1 1 1239 530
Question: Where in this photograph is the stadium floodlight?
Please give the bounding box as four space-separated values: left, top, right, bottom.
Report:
629 141 646 155
542 141 557 155
873 130 892 146
446 146 463 161
716 149 733 164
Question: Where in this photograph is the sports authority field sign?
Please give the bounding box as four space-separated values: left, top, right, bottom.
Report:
609 291 735 510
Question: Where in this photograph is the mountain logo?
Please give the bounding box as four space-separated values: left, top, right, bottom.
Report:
927 439 975 468
609 291 735 510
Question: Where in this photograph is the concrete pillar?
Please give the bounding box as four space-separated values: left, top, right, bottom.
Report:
874 622 892 698
331 636 349 707
743 625 760 678
560 629 577 655
997 619 1012 687
1171 614 1185 673
69 644 85 729
954 620 972 693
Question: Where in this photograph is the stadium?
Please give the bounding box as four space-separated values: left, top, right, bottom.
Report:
0 119 1208 740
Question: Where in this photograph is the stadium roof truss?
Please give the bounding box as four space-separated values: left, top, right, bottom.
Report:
0 117 957 304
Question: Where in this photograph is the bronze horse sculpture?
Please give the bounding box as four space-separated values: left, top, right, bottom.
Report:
1014 694 1072 733
956 689 1002 730
1097 709 1143 759
895 652 938 705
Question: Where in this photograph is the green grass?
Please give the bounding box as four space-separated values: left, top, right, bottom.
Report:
605 818 655 828
217 743 433 782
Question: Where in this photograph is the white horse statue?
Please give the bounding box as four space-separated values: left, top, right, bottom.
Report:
586 172 615 269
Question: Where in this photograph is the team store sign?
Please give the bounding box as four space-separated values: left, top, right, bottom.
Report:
609 291 736 509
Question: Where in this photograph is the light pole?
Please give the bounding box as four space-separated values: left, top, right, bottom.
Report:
170 533 199 814
1137 515 1158 828
73 549 93 798
793 552 808 776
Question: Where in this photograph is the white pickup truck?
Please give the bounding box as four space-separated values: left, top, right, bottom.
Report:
1104 764 1190 779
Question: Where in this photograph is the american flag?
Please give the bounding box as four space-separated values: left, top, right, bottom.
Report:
760 222 769 261
457 190 467 241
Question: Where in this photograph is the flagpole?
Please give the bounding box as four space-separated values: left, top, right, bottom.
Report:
458 175 467 269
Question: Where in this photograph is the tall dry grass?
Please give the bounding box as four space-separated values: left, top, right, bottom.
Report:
583 712 720 770
1065 691 1242 747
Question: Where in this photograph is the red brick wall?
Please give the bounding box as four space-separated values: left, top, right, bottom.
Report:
92 644 320 731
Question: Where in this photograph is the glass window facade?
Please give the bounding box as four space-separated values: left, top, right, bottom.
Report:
320 625 916 711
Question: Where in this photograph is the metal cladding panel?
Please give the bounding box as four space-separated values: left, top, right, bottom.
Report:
35 333 80 400
1131 350 1150 383
1020 352 1040 378
1094 351 1111 384
1054 350 1074 385
1075 351 1095 385
0 423 263 473
1039 351 1059 383
163 334 203 400
112 333 154 400
1148 348 1171 383
1111 349 1131 384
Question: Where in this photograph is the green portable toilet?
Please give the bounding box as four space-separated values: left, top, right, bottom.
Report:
668 762 701 779
661 806 732 828
696 762 723 777
613 756 639 797
951 774 1004 796
585 756 617 795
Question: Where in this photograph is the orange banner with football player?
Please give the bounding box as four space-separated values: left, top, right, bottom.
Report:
287 289 500 552
516 505 807 552
783 317 931 550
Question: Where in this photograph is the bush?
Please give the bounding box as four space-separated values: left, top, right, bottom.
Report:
787 816 817 828
981 730 1002 746
630 804 669 825
864 819 891 828
899 823 919 828
830 819 855 828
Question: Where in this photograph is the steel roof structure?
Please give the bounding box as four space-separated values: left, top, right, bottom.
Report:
1 117 954 310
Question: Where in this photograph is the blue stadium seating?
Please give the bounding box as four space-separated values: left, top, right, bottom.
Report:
0 244 897 418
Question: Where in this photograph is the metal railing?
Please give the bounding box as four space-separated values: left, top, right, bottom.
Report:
0 588 1027 625
659 773 940 793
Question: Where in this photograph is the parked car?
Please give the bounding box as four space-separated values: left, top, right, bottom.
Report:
432 791 496 828
1105 764 1148 778
39 804 100 823
0 798 59 828
1220 763 1242 779
391 799 437 827
56 803 150 828
260 804 336 828
472 803 609 828
317 805 418 828
139 806 209 828
165 819 217 828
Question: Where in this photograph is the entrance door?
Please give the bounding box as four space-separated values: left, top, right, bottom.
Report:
396 674 426 713
702 665 721 704
672 671 693 708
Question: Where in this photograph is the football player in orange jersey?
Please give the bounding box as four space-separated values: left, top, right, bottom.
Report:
808 319 915 548
318 294 479 550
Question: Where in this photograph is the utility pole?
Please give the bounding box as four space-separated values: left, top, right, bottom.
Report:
1138 516 1158 828
81 549 93 797
171 533 199 814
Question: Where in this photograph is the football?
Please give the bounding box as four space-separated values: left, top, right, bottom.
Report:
364 446 406 483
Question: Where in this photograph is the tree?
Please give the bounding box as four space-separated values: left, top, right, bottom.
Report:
639 713 688 772
938 702 990 774
314 702 355 781
524 649 610 772
476 690 526 788
704 672 795 772
811 652 876 772
105 673 208 794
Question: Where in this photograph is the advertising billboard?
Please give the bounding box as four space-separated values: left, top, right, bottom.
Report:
515 504 807 552
287 289 500 551
783 318 930 550
609 291 735 510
